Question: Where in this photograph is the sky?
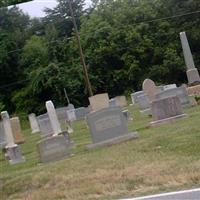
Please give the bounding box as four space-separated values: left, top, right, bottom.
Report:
18 0 92 17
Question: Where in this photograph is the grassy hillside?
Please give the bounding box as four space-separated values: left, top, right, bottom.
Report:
1 105 200 200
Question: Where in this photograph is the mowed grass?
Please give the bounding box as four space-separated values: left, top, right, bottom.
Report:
0 105 200 200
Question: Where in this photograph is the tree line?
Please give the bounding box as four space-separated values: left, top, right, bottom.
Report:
0 0 200 115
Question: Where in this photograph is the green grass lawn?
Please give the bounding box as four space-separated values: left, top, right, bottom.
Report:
0 105 200 200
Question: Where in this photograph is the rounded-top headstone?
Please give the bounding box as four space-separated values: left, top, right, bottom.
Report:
45 101 62 136
1 111 15 147
142 79 157 102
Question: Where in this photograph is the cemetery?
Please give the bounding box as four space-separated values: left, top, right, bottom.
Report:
0 0 200 200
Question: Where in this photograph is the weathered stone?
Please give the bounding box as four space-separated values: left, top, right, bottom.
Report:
37 113 54 138
156 86 190 107
131 91 144 104
143 79 157 102
1 111 25 164
163 84 177 91
46 101 62 136
6 145 25 164
109 98 117 107
187 85 200 96
180 32 200 84
10 117 25 144
89 93 109 112
86 107 137 149
0 121 6 149
150 96 186 126
114 96 127 107
28 113 40 134
186 68 200 85
37 135 71 163
75 107 88 120
67 109 76 122
137 94 151 112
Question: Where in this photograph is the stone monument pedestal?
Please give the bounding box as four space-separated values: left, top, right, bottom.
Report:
187 68 200 86
6 144 25 165
150 96 187 126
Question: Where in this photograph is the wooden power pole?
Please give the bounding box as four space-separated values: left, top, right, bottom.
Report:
68 0 93 97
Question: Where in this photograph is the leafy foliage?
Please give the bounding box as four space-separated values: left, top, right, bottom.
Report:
0 0 200 114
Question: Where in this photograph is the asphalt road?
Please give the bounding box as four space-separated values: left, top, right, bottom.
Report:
122 188 200 200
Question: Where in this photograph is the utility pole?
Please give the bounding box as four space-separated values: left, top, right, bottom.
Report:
67 0 93 97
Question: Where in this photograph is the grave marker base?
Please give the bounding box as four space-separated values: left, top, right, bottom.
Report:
37 135 72 163
150 114 187 126
86 132 138 150
6 145 25 165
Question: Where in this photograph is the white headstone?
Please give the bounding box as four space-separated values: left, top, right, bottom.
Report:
45 101 62 136
28 113 40 133
1 111 15 148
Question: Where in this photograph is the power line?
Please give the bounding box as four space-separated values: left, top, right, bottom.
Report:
0 79 30 89
5 10 200 55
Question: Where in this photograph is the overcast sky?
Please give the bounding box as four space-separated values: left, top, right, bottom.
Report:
18 0 92 17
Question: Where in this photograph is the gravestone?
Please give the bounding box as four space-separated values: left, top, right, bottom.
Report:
86 107 138 149
67 109 76 122
46 101 62 136
89 93 109 112
143 79 157 102
0 121 6 149
163 84 177 91
37 113 54 138
187 85 200 96
115 96 127 107
137 94 151 113
122 110 133 121
157 86 164 92
37 135 71 163
180 32 200 85
28 113 40 133
75 107 88 120
150 96 186 126
10 117 25 144
37 101 72 163
56 107 68 122
1 111 25 164
156 86 190 107
131 91 144 104
109 98 117 107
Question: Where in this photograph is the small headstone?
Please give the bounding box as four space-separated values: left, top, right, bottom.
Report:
143 79 157 102
28 113 40 134
114 96 127 107
163 84 177 91
187 85 200 96
75 107 88 120
150 96 187 126
131 91 144 104
37 135 71 163
37 113 54 138
10 117 25 144
109 98 117 107
0 121 6 149
86 107 138 149
67 103 75 110
46 101 62 136
67 109 76 122
180 32 200 85
89 93 109 112
137 94 151 113
1 111 25 164
156 86 190 107
37 101 72 163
